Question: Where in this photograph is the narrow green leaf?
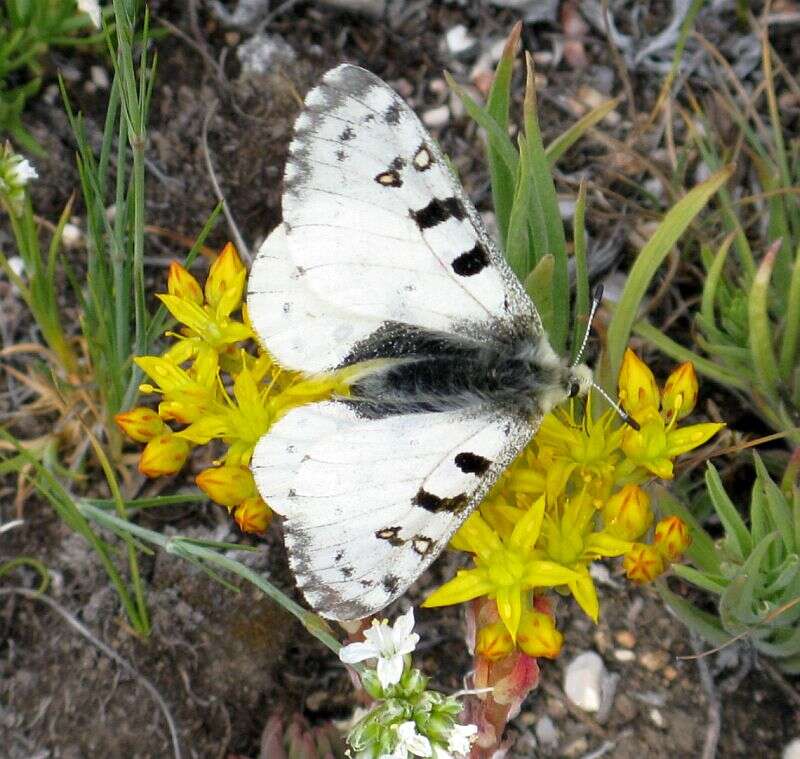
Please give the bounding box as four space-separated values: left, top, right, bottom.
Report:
525 255 555 338
545 96 621 166
656 582 730 647
505 135 535 279
671 564 727 595
607 165 733 379
705 462 752 561
700 233 734 336
571 180 590 362
748 242 782 400
754 452 795 554
779 243 800 379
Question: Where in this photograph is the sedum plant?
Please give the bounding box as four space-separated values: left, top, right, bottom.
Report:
658 454 800 673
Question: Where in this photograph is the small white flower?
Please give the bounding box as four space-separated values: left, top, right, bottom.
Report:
339 607 420 689
396 721 432 757
10 157 37 185
77 0 102 28
446 723 478 756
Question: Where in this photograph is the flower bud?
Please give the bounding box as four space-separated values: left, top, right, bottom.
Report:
360 668 386 700
233 497 272 533
623 543 666 584
618 348 659 416
167 261 203 304
602 485 654 542
662 362 698 421
138 433 190 477
115 406 166 442
196 465 257 509
516 609 563 659
653 516 691 561
205 242 245 313
475 621 515 662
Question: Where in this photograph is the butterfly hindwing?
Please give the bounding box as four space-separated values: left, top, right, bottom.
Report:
246 64 539 374
253 401 535 619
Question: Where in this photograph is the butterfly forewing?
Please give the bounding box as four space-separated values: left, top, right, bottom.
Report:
253 401 535 620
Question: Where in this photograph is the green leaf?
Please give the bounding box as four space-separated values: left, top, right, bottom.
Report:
779 242 800 379
721 533 779 625
671 564 727 595
705 463 752 561
607 165 733 380
545 96 621 166
505 134 536 280
748 242 782 400
656 582 730 647
571 180 590 362
754 452 795 554
525 255 555 338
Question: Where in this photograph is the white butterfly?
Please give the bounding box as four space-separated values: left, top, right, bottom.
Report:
247 64 596 621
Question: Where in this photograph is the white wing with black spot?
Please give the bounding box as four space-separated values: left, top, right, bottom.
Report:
246 64 538 374
252 401 535 620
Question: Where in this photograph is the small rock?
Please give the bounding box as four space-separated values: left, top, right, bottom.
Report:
649 707 666 729
237 33 296 76
429 78 448 96
783 738 800 759
393 78 413 99
615 630 636 648
535 715 559 749
61 222 83 249
561 736 589 758
90 65 109 90
640 650 670 672
224 31 241 46
593 629 611 652
546 695 568 720
663 665 679 681
422 105 450 129
613 649 636 663
564 651 606 712
445 24 479 60
615 693 638 722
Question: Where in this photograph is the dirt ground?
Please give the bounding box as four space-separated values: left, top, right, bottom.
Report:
2 1 799 757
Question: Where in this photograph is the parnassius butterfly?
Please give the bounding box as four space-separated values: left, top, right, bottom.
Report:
248 64 595 621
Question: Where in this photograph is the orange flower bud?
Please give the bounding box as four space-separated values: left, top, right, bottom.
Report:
167 261 203 305
516 610 563 659
115 407 166 443
475 621 515 662
138 433 190 477
618 348 659 417
234 497 272 533
653 516 691 561
196 465 256 509
602 485 654 542
662 362 698 421
205 242 245 313
623 543 666 584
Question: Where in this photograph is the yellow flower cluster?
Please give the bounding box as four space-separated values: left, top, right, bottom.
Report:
423 349 723 657
116 244 340 533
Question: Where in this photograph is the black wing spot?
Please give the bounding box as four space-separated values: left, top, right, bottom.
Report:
359 579 374 588
375 170 402 188
364 113 375 123
452 244 491 276
335 149 347 162
385 102 402 124
411 197 466 230
376 526 404 546
287 488 297 497
413 488 468 514
413 144 433 171
335 550 344 562
340 126 355 141
382 574 400 593
412 535 435 556
341 566 354 578
282 302 291 313
454 451 492 476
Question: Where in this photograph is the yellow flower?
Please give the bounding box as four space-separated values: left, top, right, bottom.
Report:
196 465 257 509
602 484 653 542
115 406 166 442
623 543 666 584
516 609 563 659
653 516 691 561
661 362 698 422
136 351 219 424
167 261 203 304
234 496 272 533
475 621 515 662
617 348 660 417
423 497 578 639
537 493 631 621
138 433 191 477
205 242 246 314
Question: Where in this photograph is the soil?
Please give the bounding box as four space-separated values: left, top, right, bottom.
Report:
2 2 799 758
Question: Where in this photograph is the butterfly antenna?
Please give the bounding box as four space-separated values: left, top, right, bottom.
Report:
590 381 640 430
572 284 604 367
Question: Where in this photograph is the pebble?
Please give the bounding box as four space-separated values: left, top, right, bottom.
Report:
663 665 679 681
613 648 636 663
535 715 559 749
615 630 636 648
90 65 109 90
422 105 450 129
561 736 589 758
546 695 568 720
237 33 296 75
639 650 670 672
649 707 666 729
61 223 84 249
445 24 479 60
784 738 800 759
615 693 638 722
564 651 606 712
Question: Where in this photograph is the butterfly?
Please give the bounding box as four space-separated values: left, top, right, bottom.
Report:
247 64 612 621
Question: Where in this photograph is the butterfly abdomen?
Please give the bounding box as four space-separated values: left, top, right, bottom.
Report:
348 329 562 418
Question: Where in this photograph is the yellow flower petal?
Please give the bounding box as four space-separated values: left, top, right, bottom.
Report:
568 570 600 622
522 560 578 588
583 531 632 559
452 512 503 560
495 585 522 641
167 261 203 304
662 361 699 421
509 495 545 551
157 294 211 336
422 568 493 607
665 422 725 458
618 348 659 416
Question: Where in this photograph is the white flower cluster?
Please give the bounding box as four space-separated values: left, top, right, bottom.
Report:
0 143 37 216
339 608 478 759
